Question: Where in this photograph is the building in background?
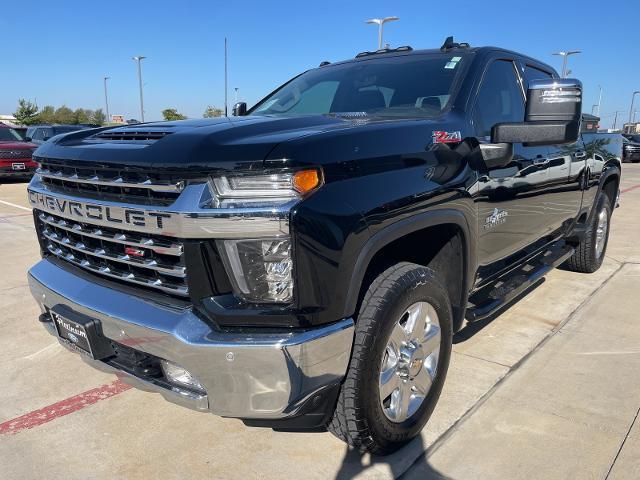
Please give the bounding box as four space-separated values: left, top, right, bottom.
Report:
623 123 640 134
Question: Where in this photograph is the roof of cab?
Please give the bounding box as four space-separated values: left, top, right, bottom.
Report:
322 44 557 76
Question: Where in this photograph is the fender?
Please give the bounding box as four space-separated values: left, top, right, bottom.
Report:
593 160 621 213
341 208 477 319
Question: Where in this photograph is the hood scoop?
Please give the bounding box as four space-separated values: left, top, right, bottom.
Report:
93 129 174 142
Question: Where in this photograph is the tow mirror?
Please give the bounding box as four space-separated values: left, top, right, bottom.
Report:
232 102 247 116
491 78 582 146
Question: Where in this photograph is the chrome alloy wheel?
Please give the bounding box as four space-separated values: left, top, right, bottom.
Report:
595 207 609 259
379 301 441 423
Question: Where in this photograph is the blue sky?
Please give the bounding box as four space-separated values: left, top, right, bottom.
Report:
1 0 637 128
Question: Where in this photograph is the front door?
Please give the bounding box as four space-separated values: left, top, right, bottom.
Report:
472 58 552 278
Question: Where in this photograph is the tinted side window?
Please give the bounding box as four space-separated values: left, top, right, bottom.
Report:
522 65 553 89
473 60 525 136
32 128 46 141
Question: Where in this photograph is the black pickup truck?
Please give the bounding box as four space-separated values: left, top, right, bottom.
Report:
27 38 622 454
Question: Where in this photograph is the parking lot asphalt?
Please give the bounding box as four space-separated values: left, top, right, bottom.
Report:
1 167 639 480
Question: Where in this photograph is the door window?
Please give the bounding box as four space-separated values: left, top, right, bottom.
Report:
522 65 553 90
473 60 525 137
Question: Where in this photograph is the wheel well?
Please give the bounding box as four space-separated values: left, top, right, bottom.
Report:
355 224 466 332
602 174 619 206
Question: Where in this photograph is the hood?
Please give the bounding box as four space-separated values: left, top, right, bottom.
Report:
0 140 37 150
34 115 369 173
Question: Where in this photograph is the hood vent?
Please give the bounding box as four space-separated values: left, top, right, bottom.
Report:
93 130 173 142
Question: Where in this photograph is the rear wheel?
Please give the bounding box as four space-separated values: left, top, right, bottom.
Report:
328 262 453 454
564 193 612 273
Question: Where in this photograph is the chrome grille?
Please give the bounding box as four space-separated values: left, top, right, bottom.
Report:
0 149 33 159
36 160 192 206
36 212 188 296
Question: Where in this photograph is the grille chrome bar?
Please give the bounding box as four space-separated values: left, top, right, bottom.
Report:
44 243 188 296
42 228 186 278
36 168 185 193
38 212 183 256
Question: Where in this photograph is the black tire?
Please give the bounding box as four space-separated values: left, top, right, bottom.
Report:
327 262 453 454
564 193 612 273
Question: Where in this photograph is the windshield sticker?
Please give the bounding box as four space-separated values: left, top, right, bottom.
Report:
444 56 462 70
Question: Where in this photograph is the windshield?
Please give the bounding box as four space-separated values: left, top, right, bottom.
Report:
0 128 23 142
251 53 467 118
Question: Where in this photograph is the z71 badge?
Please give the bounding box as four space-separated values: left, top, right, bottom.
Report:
432 130 462 144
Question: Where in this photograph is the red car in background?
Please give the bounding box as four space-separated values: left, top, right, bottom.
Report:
0 124 38 180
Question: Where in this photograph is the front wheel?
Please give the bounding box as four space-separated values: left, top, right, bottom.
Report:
328 262 453 454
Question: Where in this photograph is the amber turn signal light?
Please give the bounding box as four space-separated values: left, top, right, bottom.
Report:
293 169 322 195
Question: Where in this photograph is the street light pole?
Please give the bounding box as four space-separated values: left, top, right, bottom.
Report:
132 56 146 122
629 91 640 125
224 38 228 117
103 76 110 125
365 16 399 49
596 85 603 117
552 50 581 77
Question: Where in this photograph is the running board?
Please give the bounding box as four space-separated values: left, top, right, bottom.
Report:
465 242 575 323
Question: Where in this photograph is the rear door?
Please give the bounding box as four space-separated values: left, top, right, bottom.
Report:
473 58 552 272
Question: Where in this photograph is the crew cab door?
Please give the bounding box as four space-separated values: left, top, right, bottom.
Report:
472 58 552 270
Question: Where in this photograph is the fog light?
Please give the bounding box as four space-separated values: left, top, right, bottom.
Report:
217 237 293 303
160 360 206 393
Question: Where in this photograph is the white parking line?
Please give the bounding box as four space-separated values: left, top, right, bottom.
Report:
0 199 31 212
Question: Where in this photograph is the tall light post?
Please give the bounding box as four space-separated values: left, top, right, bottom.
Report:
365 16 399 50
224 38 228 117
629 91 640 125
103 76 110 125
132 56 146 122
552 50 581 77
596 85 603 117
612 111 623 131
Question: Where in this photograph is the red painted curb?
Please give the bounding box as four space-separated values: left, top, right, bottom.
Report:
621 184 640 194
0 380 131 435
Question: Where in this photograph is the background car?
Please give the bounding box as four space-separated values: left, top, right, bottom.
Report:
25 124 92 145
622 134 640 163
0 124 38 180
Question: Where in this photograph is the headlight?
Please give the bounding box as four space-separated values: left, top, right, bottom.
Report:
209 169 321 304
207 169 322 206
218 237 293 303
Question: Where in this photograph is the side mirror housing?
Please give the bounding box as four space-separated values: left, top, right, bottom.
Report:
491 78 582 146
232 102 247 116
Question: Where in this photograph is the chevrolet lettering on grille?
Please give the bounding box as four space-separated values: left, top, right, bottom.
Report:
28 191 172 231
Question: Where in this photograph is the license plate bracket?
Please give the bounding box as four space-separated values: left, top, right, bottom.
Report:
12 162 26 171
50 306 115 360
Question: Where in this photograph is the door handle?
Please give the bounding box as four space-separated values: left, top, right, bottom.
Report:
533 157 549 165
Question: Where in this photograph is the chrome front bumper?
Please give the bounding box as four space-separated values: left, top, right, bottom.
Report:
28 259 354 419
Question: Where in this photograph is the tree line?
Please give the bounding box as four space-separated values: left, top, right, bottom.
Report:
162 105 224 120
14 99 106 126
14 99 227 125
